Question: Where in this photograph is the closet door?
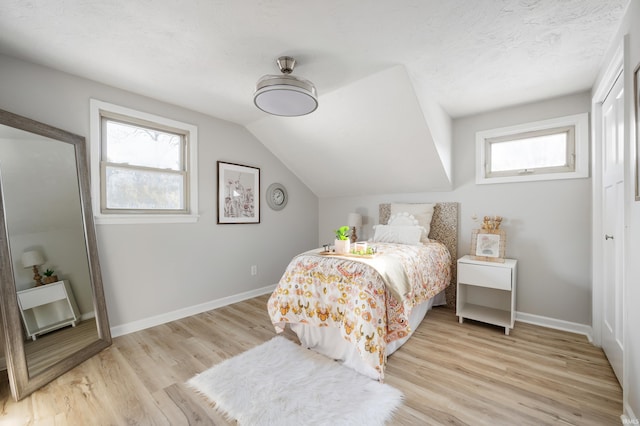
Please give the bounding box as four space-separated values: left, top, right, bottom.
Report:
600 71 624 384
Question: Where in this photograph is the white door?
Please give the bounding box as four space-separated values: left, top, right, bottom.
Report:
601 71 624 383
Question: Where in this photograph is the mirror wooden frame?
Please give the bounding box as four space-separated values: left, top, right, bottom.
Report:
0 108 111 401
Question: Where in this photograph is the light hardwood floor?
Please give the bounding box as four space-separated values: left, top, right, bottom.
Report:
0 294 622 425
0 319 99 376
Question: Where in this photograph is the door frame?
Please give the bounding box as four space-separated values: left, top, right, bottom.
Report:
591 41 623 348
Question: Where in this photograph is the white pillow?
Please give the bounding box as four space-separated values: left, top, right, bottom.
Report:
390 203 435 243
372 224 423 245
388 212 421 227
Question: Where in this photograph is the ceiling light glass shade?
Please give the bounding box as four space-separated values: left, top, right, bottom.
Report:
254 74 318 117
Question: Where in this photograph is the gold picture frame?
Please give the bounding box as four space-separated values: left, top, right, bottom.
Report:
470 229 506 263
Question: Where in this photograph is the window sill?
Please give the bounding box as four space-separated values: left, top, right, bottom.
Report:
476 169 588 185
94 214 200 225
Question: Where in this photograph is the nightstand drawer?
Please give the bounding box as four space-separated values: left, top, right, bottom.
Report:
18 282 66 309
458 262 512 290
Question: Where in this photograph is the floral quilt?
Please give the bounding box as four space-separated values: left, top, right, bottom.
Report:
267 241 451 379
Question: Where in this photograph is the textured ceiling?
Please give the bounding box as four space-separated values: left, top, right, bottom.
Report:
0 0 629 196
248 65 452 197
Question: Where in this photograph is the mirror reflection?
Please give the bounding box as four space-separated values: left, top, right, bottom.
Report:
0 124 99 377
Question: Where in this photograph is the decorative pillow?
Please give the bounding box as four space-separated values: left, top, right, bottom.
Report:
390 203 435 243
388 212 421 227
372 224 423 245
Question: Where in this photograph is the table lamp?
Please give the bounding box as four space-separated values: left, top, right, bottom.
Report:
348 213 362 243
22 250 45 286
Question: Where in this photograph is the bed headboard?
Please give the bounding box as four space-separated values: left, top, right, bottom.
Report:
379 202 458 308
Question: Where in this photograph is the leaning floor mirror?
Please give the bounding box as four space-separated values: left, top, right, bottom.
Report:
0 108 111 401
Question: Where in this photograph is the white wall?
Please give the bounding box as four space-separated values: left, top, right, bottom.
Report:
0 54 319 328
595 0 640 420
320 91 592 326
624 3 640 420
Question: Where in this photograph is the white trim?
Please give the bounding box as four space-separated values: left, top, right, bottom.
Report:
516 311 593 342
110 284 277 337
89 99 199 224
476 113 589 184
622 33 634 423
95 214 199 225
622 404 639 424
80 311 96 322
591 40 624 348
110 295 595 356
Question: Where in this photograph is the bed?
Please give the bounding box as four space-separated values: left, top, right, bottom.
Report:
267 202 458 380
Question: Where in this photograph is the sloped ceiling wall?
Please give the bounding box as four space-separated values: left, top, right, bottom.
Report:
247 65 452 197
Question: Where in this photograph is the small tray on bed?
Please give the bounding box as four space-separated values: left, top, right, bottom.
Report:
318 251 379 259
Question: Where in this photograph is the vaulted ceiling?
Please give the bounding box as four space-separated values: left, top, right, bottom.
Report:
0 0 628 197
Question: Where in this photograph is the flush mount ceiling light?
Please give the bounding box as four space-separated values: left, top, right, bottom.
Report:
254 56 318 117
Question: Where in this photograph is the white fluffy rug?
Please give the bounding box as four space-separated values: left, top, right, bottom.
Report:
187 336 403 425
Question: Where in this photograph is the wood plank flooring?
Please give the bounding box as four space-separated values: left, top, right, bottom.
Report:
0 294 622 425
0 319 99 375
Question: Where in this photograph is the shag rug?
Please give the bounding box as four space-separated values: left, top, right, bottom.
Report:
187 336 403 426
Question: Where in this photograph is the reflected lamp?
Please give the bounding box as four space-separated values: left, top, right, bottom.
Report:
21 250 45 286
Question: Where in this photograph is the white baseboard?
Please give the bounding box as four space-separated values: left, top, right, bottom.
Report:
110 284 277 338
516 311 593 342
110 291 595 342
80 311 96 321
622 403 639 425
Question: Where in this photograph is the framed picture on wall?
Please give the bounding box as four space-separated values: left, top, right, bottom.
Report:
217 161 260 224
470 229 506 263
634 62 640 201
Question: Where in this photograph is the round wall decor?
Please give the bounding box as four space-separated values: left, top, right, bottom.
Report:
266 183 288 210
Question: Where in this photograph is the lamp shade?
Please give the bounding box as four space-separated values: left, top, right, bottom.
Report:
348 213 362 227
21 250 44 268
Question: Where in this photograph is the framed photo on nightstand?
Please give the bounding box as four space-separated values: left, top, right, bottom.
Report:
470 229 506 263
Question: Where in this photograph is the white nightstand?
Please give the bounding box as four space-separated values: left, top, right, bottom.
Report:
16 280 80 341
456 255 517 335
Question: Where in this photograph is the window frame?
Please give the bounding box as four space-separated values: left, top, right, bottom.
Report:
100 114 188 214
476 113 589 185
90 99 199 224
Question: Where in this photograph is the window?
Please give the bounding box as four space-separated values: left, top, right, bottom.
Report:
476 113 589 184
90 100 198 224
